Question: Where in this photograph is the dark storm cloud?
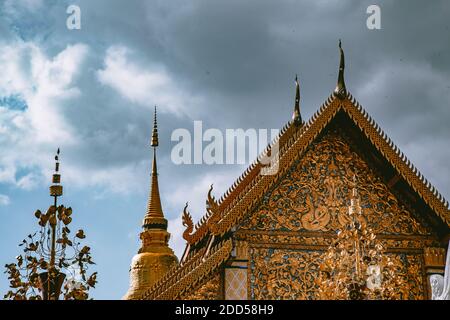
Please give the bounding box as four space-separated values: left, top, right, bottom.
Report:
2 0 449 205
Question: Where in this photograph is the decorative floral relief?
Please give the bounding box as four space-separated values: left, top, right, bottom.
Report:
181 274 221 300
250 248 322 300
250 248 425 300
384 253 426 300
235 232 437 249
241 130 431 236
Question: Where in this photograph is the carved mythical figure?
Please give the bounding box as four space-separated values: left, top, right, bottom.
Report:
182 203 194 242
430 241 450 300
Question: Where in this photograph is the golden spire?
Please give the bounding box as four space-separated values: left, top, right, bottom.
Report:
151 106 159 147
123 107 178 300
143 107 167 230
334 40 347 98
292 74 302 126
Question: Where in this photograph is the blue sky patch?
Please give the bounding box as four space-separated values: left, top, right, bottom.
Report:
0 95 28 111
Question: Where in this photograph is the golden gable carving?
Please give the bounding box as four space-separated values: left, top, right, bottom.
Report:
241 130 431 236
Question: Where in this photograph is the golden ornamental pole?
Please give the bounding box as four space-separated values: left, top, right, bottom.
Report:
47 148 64 300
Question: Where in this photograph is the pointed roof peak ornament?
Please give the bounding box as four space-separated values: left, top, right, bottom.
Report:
151 106 159 147
334 39 347 99
143 108 166 230
292 74 302 126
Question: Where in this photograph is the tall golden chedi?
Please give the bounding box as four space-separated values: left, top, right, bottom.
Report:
123 107 178 300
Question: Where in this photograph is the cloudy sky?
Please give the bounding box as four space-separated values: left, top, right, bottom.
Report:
0 0 449 299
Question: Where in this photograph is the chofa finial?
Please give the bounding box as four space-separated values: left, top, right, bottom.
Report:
334 39 347 99
292 74 302 126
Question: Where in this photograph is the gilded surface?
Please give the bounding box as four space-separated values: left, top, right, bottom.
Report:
181 274 221 300
235 231 437 250
242 130 434 300
141 239 232 300
225 268 248 300
423 247 446 268
241 131 431 236
250 248 426 300
250 248 322 300
386 253 426 300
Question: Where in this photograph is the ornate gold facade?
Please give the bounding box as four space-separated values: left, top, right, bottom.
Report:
234 130 434 299
129 43 449 300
